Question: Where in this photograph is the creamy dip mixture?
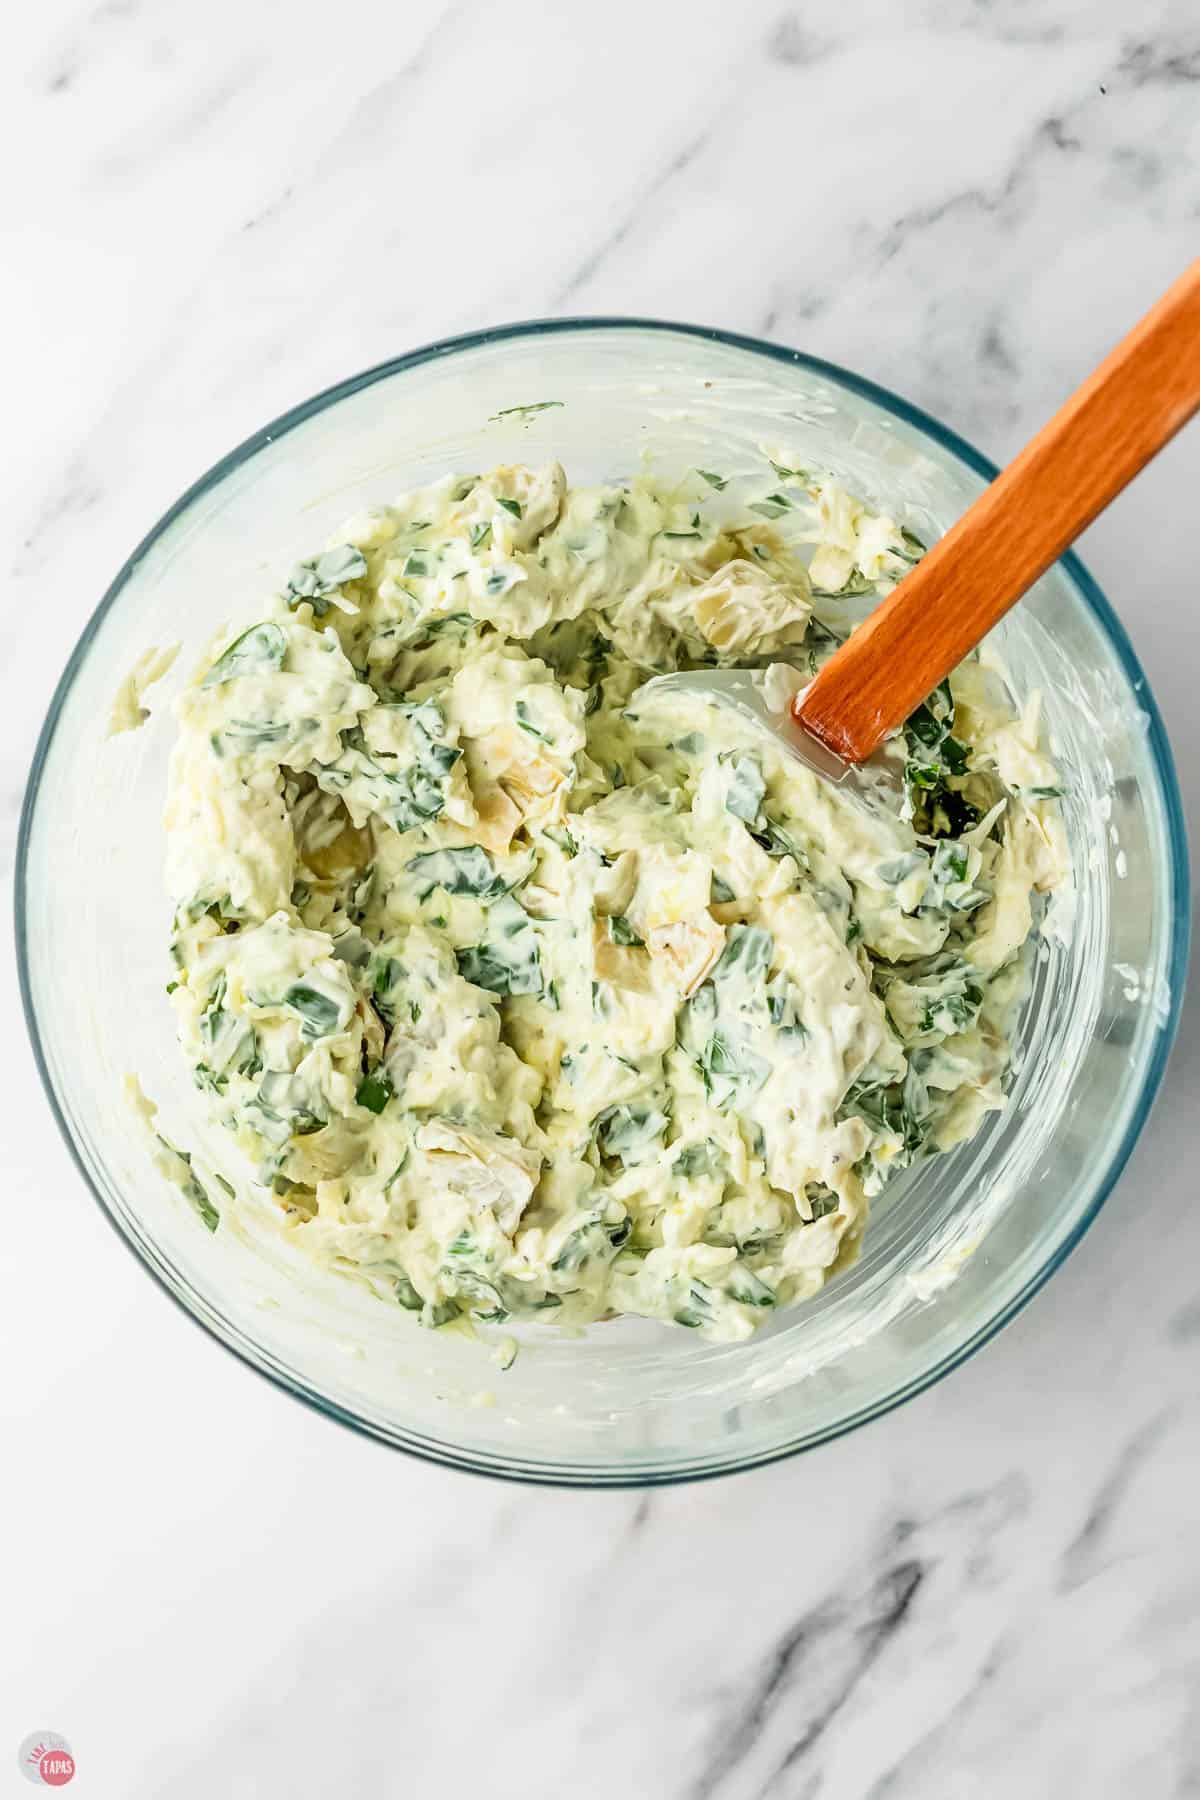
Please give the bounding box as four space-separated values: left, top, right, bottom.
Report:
161 460 1067 1342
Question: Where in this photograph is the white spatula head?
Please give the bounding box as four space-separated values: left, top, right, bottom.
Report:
633 669 904 807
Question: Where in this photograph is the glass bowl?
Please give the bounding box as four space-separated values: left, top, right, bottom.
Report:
17 319 1190 1485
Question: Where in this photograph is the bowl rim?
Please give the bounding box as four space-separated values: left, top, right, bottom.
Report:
15 313 1192 1486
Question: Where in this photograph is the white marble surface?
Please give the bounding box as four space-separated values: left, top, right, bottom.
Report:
3 2 1198 1794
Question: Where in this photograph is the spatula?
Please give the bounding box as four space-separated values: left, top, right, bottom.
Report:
640 259 1200 787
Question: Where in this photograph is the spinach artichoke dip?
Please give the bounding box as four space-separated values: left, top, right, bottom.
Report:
163 459 1067 1344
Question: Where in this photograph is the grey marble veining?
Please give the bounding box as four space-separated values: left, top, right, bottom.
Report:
2 2 1198 1795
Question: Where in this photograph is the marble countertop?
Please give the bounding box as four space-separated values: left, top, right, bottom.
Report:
4 2 1197 1794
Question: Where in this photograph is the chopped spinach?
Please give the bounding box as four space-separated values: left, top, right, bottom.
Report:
725 1265 777 1307
285 544 367 616
283 983 345 1039
805 1183 840 1220
920 983 983 1035
897 526 927 563
842 1068 929 1160
596 1103 669 1164
370 955 404 1025
544 823 578 857
156 1135 220 1232
356 1069 394 1114
674 1281 718 1328
394 1273 424 1311
421 1298 463 1329
700 1031 770 1104
245 1072 326 1143
210 718 294 757
750 816 809 871
550 1211 627 1274
765 974 807 1040
810 568 876 600
456 904 542 996
748 492 793 519
514 700 550 742
713 924 773 984
922 839 986 915
182 1170 219 1232
673 1140 722 1179
903 683 973 832
489 401 564 421
317 698 462 835
723 753 766 823
551 1223 596 1274
201 622 286 688
331 928 370 968
877 852 926 887
406 845 505 900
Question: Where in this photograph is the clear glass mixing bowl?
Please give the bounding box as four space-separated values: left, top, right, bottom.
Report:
17 320 1190 1485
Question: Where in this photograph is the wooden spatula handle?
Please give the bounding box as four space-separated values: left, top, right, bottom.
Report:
796 259 1200 763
